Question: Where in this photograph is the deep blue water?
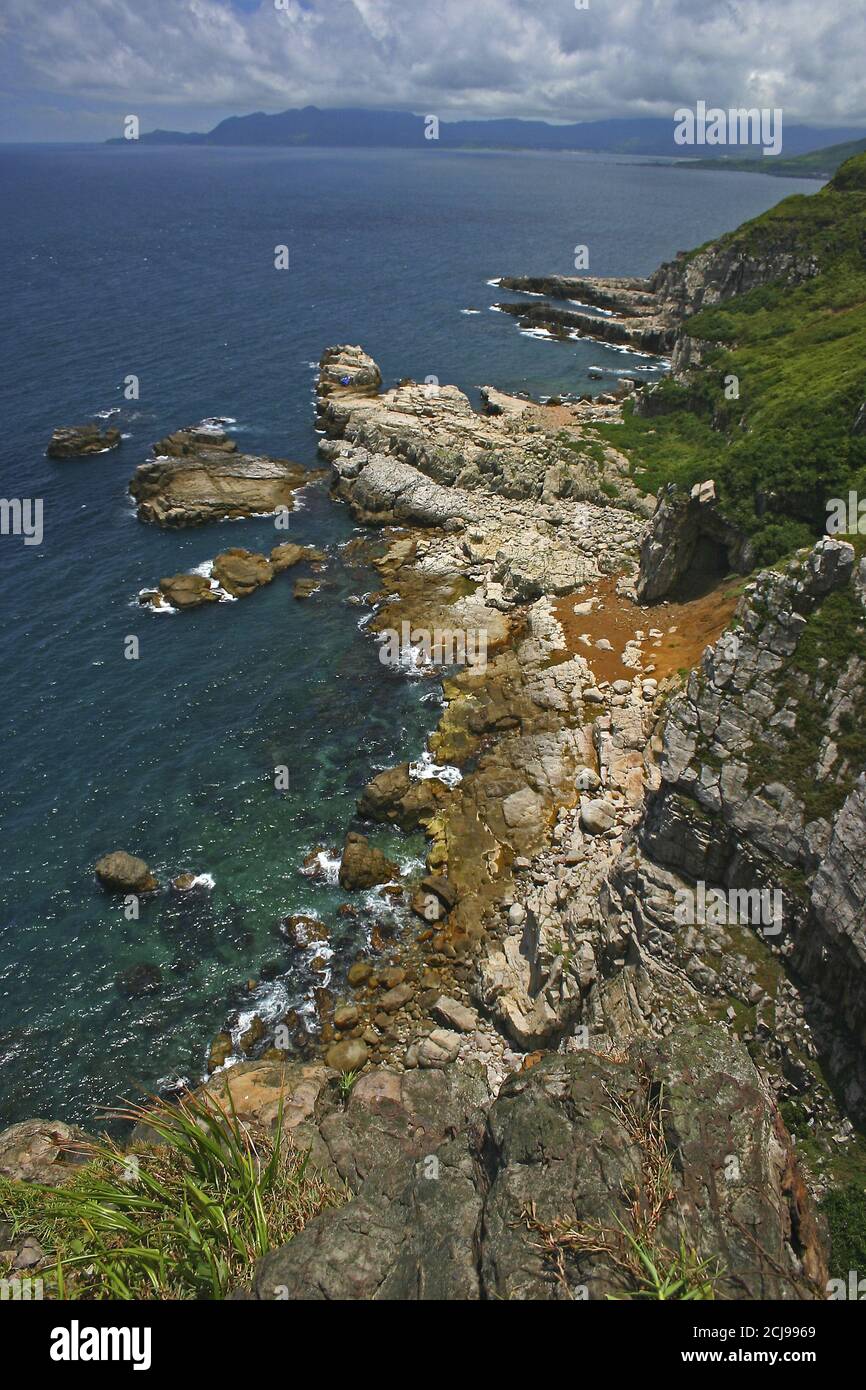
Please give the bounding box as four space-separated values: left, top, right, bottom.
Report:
0 144 820 1125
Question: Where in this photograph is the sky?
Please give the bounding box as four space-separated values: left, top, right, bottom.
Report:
1 0 866 142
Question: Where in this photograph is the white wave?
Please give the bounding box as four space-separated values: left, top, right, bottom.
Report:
300 849 341 885
410 751 463 787
460 308 481 315
190 872 215 889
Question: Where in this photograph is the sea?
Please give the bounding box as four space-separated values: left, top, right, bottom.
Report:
0 142 821 1126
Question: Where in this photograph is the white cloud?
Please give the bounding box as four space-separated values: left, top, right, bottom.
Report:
2 0 866 140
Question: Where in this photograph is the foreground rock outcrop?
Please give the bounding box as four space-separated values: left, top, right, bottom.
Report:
246 1028 826 1300
129 422 308 526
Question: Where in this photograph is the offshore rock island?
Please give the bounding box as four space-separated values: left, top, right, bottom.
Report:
4 155 866 1303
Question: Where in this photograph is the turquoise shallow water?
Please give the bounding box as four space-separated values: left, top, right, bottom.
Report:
0 144 820 1125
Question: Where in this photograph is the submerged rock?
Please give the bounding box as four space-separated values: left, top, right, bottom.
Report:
115 963 163 998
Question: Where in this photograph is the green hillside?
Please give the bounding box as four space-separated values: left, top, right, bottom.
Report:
599 153 866 565
683 135 866 180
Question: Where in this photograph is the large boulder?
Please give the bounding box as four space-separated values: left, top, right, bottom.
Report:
337 832 399 891
156 573 218 609
357 763 447 831
248 1026 827 1301
94 851 159 894
212 548 274 598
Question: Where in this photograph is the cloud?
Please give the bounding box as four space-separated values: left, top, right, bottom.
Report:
2 0 866 141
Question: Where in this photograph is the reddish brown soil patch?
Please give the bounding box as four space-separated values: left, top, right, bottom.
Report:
551 574 744 685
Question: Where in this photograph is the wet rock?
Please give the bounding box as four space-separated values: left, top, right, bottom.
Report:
338 832 399 891
579 798 616 834
212 548 274 598
405 1028 461 1069
358 763 447 831
47 424 121 458
207 1032 233 1073
278 914 328 948
155 573 218 610
95 850 159 894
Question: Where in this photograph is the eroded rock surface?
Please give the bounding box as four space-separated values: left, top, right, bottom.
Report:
129 422 308 526
248 1028 826 1300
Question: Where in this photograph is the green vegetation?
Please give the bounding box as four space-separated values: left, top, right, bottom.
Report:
0 1089 343 1300
596 154 866 566
522 1081 724 1300
682 136 866 181
822 1183 866 1282
744 555 866 822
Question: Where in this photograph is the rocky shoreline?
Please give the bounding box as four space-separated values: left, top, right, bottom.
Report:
6 214 866 1296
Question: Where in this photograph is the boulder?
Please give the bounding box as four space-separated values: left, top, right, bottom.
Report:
579 798 616 834
212 548 274 598
156 573 218 609
431 996 478 1032
325 1039 369 1073
338 832 399 891
94 851 159 894
357 763 447 831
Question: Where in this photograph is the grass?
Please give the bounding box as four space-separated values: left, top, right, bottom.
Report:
821 1183 866 1281
595 154 866 567
0 1089 344 1300
521 1078 723 1300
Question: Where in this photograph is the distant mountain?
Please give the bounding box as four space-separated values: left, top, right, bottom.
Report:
680 135 866 179
107 107 866 158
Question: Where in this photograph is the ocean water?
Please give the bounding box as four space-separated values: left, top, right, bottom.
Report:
0 144 820 1126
